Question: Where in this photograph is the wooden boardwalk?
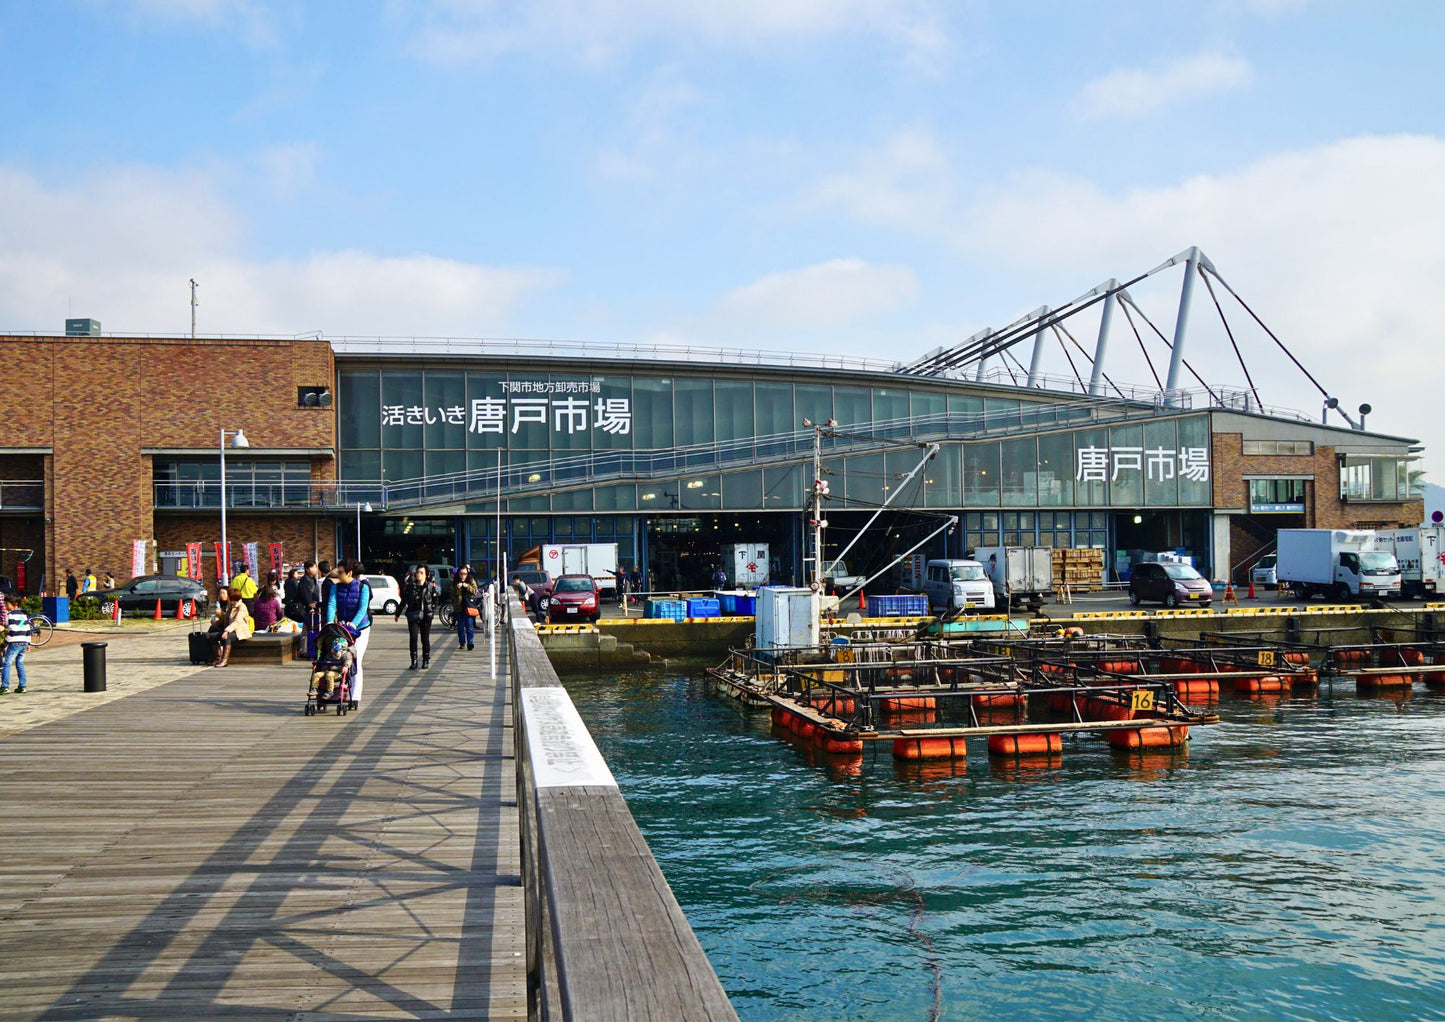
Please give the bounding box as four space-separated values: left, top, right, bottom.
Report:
0 621 525 1020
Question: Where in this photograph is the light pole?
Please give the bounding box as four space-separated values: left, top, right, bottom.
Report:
219 428 250 584
356 501 373 563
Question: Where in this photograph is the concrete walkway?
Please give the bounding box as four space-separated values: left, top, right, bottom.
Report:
0 619 525 1020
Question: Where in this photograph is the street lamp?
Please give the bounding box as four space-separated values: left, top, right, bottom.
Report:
219 428 250 584
356 501 373 562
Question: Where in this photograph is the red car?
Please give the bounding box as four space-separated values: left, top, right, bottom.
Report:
548 574 599 623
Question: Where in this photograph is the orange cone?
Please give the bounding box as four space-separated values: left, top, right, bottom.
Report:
1248 579 1256 600
858 587 866 612
112 598 122 624
190 598 198 619
175 598 186 620
153 597 163 620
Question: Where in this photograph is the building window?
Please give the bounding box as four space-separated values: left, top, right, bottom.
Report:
1243 440 1313 456
1340 457 1412 501
1248 478 1307 512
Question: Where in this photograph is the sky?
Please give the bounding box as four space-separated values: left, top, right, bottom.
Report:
2 1 1443 474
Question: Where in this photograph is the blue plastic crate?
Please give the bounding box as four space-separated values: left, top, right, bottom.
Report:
716 592 738 614
867 594 929 617
686 597 720 619
645 599 686 621
735 594 756 615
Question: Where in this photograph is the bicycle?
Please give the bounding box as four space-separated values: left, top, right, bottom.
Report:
29 614 54 647
437 603 456 630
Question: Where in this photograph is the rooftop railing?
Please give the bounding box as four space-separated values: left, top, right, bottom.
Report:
152 480 385 511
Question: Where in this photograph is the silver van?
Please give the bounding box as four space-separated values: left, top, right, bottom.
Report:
922 559 996 613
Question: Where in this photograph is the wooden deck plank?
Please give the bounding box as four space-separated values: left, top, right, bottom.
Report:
0 620 525 1020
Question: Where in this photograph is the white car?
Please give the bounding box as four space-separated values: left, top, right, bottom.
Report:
364 574 402 616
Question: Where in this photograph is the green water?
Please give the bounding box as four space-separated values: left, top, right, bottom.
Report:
564 666 1445 1022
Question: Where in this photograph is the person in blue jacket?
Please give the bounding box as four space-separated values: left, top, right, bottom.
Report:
325 559 372 708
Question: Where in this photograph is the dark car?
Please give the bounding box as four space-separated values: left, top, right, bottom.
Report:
547 574 599 623
1128 562 1213 608
91 574 211 615
511 568 554 614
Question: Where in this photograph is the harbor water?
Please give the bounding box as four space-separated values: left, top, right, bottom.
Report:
564 665 1445 1022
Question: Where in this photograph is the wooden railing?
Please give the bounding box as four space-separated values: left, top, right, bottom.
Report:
507 595 738 1021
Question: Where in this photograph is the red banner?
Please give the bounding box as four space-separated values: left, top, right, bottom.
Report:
269 542 283 578
214 542 230 584
186 542 203 582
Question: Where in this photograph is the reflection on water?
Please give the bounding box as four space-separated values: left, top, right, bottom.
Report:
565 665 1445 1022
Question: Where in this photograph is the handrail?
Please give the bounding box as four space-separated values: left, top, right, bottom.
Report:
508 594 738 1020
152 480 387 510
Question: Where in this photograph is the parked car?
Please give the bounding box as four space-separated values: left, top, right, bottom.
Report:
364 574 402 616
1128 562 1213 607
91 575 210 615
510 567 554 615
425 563 456 599
1250 554 1278 589
548 574 599 623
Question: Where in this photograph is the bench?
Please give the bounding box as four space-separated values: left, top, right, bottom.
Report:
229 632 305 665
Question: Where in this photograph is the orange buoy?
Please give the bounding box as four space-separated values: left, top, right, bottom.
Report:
1233 675 1290 694
814 730 864 754
881 696 936 711
1334 649 1369 667
892 736 968 760
1172 678 1220 700
1356 673 1413 688
1107 725 1189 749
771 706 785 727
1423 671 1445 687
988 732 1062 757
1283 651 1309 666
973 692 1025 709
1397 648 1426 666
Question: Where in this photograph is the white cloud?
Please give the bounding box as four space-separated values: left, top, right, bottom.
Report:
807 128 954 235
593 69 702 183
408 0 948 68
713 258 921 330
100 0 278 46
1074 52 1253 120
252 142 320 196
0 165 558 336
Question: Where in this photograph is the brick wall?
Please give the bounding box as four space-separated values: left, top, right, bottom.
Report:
0 336 336 589
1212 432 1423 529
154 514 338 595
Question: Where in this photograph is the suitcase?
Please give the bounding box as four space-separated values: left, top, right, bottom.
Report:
188 630 214 665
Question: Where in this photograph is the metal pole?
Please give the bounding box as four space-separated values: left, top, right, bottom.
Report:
190 278 197 339
218 428 227 585
1025 306 1049 387
487 585 496 679
1165 250 1199 399
1089 282 1118 397
356 502 361 562
811 424 824 590
496 448 502 588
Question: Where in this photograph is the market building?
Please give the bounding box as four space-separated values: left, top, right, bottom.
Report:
0 324 1423 596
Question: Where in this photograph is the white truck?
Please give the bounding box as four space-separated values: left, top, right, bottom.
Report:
1276 529 1401 600
921 558 996 613
723 542 770 588
540 543 620 597
973 545 1053 611
1376 526 1445 599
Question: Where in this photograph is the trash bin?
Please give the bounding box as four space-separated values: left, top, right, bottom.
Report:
82 641 107 693
42 595 69 624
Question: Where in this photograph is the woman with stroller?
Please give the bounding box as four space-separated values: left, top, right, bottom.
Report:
211 587 253 667
395 564 439 670
324 560 372 708
452 565 479 651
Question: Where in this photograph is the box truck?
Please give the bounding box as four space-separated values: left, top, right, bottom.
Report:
723 543 770 588
1276 529 1401 600
1376 526 1445 598
973 546 1053 611
540 543 620 597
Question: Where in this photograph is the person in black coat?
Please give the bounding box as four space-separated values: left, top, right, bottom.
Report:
396 564 440 669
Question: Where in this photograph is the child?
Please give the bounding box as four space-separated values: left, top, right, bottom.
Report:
309 630 354 700
1 593 33 694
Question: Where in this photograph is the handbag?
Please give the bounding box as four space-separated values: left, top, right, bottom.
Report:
466 606 480 618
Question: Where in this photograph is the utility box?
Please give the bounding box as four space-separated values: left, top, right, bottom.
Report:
65 318 101 336
755 587 819 652
723 543 770 587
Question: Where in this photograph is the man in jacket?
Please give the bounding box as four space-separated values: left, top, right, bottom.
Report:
230 564 259 606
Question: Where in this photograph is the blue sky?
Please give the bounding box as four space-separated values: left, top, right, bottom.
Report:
3 1 1443 471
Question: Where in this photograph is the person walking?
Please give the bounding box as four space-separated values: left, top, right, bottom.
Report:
324 560 372 707
81 568 98 594
101 571 116 589
1 593 35 694
452 565 478 651
396 565 439 669
64 568 78 600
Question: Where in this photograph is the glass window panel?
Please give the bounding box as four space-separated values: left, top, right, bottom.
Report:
885 450 925 506
764 465 804 510
502 373 553 451
794 385 833 430
342 450 380 481
1372 458 1400 499
715 380 755 444
1144 420 1179 507
380 371 425 450
833 387 871 428
1109 424 1144 507
754 382 794 440
465 372 506 451
553 489 593 512
596 484 637 511
613 517 633 536
925 445 962 508
873 388 909 436
964 443 1000 506
948 394 984 434
547 374 593 453
1001 437 1038 507
722 470 764 509
383 450 424 483
633 377 674 449
553 518 573 539
680 474 721 510
673 379 714 447
1074 427 1109 506
590 376 634 452
1003 532 1022 546
912 391 946 433
844 453 886 502
425 450 466 478
1177 416 1211 505
424 371 467 450
340 370 381 450
508 495 550 512
986 398 1021 429
982 512 1000 531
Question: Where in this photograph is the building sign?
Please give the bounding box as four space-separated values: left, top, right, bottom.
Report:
380 380 631 436
1075 446 1210 483
1250 502 1305 514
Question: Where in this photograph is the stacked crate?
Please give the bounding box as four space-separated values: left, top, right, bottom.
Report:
1052 548 1106 592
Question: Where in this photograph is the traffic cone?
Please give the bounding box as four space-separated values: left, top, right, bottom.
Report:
112 598 122 624
175 598 187 620
858 586 867 612
1223 583 1237 606
153 598 163 620
190 598 198 619
1248 579 1256 600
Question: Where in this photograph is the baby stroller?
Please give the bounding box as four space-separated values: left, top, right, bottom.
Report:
305 622 357 716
